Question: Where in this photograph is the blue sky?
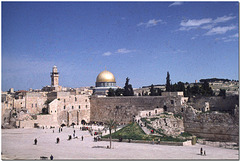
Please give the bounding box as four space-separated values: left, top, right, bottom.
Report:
2 2 239 91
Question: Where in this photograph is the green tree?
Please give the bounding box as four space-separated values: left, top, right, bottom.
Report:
107 88 115 97
201 81 214 96
218 89 226 97
115 88 124 96
149 84 156 96
123 77 134 96
157 88 162 96
166 72 171 92
105 119 117 149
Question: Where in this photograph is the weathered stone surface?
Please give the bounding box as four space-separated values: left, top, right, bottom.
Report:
90 96 183 124
183 106 239 143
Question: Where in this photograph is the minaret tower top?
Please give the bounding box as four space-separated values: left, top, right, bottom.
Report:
51 66 59 87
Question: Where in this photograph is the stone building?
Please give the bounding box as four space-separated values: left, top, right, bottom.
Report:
2 66 91 128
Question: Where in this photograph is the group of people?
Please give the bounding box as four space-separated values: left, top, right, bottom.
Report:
200 147 206 156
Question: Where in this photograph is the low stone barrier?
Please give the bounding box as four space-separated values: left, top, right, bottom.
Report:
197 139 238 150
100 138 192 146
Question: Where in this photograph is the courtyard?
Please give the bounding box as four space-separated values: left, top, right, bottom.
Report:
1 127 239 160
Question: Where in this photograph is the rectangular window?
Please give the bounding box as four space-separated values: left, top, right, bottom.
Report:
75 97 77 101
171 100 174 105
64 99 65 102
32 104 33 108
72 106 74 109
35 103 37 107
79 105 80 109
86 105 87 108
64 106 65 109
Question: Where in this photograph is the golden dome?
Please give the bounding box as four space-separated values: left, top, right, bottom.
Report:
96 70 116 83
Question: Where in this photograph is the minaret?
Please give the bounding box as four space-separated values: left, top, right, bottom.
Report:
51 66 59 87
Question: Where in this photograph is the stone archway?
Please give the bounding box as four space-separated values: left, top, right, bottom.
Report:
81 120 86 125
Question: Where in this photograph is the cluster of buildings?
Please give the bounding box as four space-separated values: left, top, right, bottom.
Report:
1 66 239 130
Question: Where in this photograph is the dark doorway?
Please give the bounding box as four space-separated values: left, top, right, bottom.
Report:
163 105 167 112
81 120 86 125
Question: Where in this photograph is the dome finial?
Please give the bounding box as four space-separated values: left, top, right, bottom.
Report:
105 66 106 71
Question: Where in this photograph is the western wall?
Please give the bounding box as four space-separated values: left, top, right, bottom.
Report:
90 95 183 124
90 95 239 143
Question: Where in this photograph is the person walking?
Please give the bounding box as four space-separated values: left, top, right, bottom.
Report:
200 147 203 155
34 138 37 145
82 136 84 141
50 155 53 160
56 137 60 144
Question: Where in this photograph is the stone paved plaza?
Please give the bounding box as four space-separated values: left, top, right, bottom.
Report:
1 127 239 160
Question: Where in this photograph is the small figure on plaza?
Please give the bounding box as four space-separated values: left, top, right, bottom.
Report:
204 150 206 156
50 154 53 160
200 147 203 155
34 138 37 145
56 137 60 144
82 136 84 141
158 138 161 144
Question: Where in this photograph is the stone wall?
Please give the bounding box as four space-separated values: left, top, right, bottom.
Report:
90 96 183 124
49 94 91 126
14 98 25 109
150 114 184 136
25 92 47 114
183 106 239 143
188 95 239 112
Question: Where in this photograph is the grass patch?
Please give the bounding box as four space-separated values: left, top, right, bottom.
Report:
103 122 186 142
174 114 182 119
150 117 159 121
102 122 152 140
141 118 151 124
179 132 192 137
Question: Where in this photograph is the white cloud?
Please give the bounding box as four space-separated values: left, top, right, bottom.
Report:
137 19 166 28
215 33 238 42
213 15 236 23
179 26 197 31
201 24 214 30
180 18 212 27
229 33 239 38
116 48 136 54
178 15 236 34
171 49 187 54
169 2 183 7
102 52 112 56
205 25 236 35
